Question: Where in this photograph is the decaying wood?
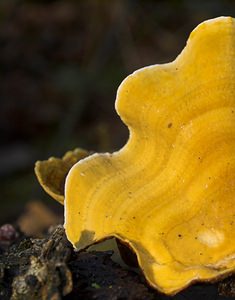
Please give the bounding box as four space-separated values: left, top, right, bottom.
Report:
0 225 156 300
0 226 72 300
218 276 235 298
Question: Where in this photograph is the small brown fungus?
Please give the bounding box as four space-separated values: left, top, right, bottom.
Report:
35 148 90 204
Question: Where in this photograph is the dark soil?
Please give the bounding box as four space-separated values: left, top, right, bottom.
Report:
0 224 235 300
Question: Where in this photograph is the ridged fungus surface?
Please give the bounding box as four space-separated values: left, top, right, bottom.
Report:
37 17 235 295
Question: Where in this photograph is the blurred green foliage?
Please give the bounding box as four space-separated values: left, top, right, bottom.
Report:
0 0 235 222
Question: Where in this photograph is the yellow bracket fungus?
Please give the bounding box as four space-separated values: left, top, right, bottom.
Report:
36 17 235 295
35 148 89 204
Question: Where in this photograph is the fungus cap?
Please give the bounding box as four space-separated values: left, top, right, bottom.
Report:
40 17 235 295
35 148 89 204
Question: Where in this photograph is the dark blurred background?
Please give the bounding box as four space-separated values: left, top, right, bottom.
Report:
1 0 235 223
